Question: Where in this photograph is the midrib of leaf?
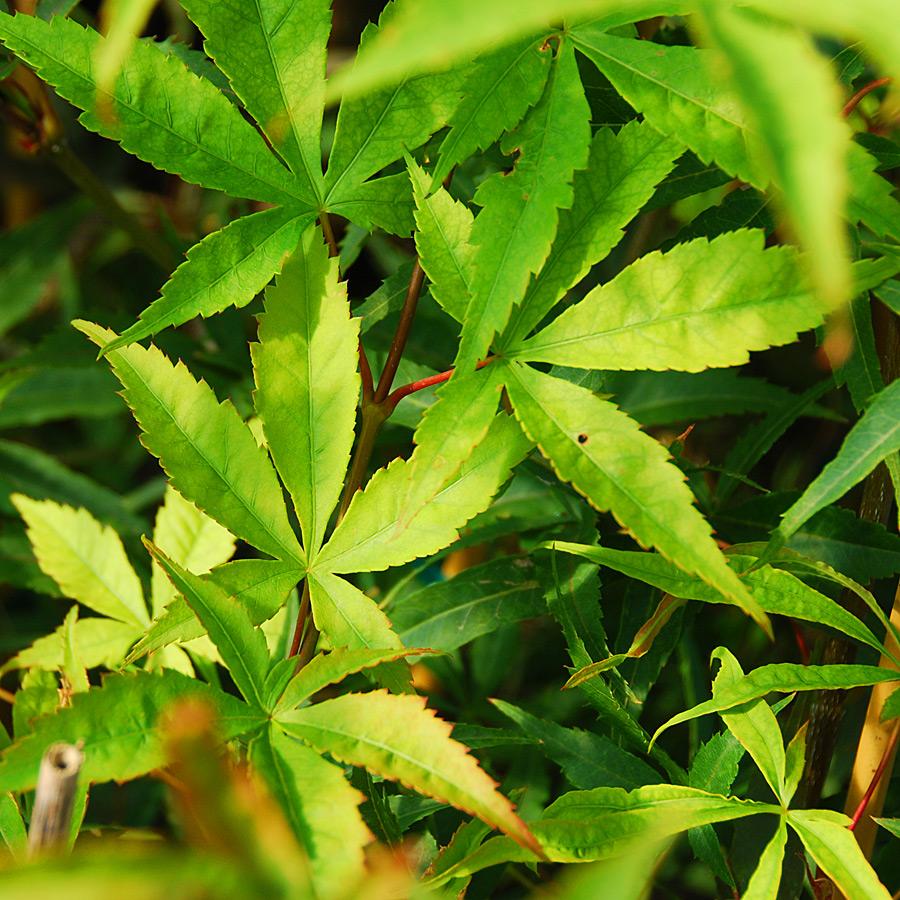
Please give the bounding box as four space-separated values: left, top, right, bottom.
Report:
8 26 308 207
310 577 371 648
509 369 721 585
130 362 302 564
324 80 406 204
251 0 324 206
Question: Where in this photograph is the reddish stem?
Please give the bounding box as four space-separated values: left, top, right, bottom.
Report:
319 211 339 258
843 77 892 119
288 580 310 660
849 717 900 831
359 338 374 402
386 356 495 410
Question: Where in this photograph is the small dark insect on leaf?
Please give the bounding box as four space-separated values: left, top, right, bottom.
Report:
577 433 588 444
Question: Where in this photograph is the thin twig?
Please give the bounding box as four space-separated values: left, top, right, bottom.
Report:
28 742 84 858
287 579 310 660
843 77 892 119
385 356 494 410
849 718 900 831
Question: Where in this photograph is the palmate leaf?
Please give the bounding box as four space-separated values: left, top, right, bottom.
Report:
653 659 900 746
325 0 691 103
75 321 305 565
427 784 773 881
697 4 850 306
324 172 416 236
549 543 892 666
510 231 832 372
277 690 541 856
430 34 553 188
250 726 369 900
788 809 891 900
0 670 262 794
765 378 900 559
502 120 682 346
0 13 309 208
391 556 546 652
101 207 312 355
315 412 531 575
323 10 462 208
183 0 330 204
150 485 235 618
455 38 591 374
504 364 766 628
147 541 269 711
129 558 302 661
252 225 359 558
12 494 148 629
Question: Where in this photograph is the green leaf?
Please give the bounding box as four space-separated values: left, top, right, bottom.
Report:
788 808 891 900
0 13 310 207
183 0 329 204
0 792 26 861
277 690 541 855
492 699 663 791
503 121 682 345
398 364 505 531
129 558 302 661
0 670 262 793
741 816 787 900
146 541 269 711
101 207 312 354
697 4 850 307
326 0 691 103
782 723 807 807
652 660 900 746
847 142 900 240
455 39 591 373
12 494 148 628
315 411 531 575
428 784 774 880
252 224 359 557
430 35 553 188
324 13 462 206
390 556 547 652
510 231 827 372
150 485 235 618
326 172 416 236
76 320 305 565
0 614 138 676
250 725 369 899
274 647 428 714
711 648 786 804
407 155 473 324
836 293 884 410
548 543 891 664
504 365 765 628
768 377 900 555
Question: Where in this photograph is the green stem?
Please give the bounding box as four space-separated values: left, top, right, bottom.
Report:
319 210 339 259
42 140 178 272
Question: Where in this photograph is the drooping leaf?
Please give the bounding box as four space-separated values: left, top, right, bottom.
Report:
76 321 305 565
12 494 148 629
504 365 765 627
766 377 900 557
277 690 541 855
510 231 830 372
788 808 891 900
250 725 370 899
150 485 236 617
549 543 890 666
252 224 360 557
427 784 774 880
492 699 663 791
0 792 26 861
315 411 531 574
430 35 553 188
502 120 682 345
741 816 787 900
455 39 591 373
183 0 330 203
697 3 850 307
146 541 270 711
782 723 807 807
390 555 546 652
653 660 900 746
0 670 262 793
101 207 312 354
0 13 310 207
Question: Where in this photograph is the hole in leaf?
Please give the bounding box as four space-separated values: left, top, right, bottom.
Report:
577 433 588 444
